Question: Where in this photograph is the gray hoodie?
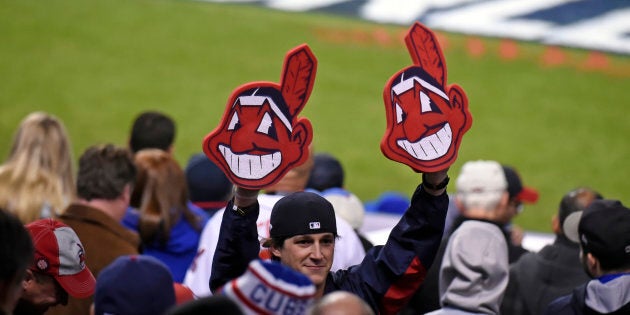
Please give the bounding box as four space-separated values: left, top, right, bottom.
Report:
427 220 509 315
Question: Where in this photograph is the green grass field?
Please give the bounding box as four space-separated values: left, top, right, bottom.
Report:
1 0 629 232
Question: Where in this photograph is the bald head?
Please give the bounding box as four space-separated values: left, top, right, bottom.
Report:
265 148 314 194
309 291 374 315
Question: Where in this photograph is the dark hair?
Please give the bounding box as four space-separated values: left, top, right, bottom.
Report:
129 111 175 153
77 144 136 201
263 237 288 262
558 187 603 226
582 247 630 271
0 209 34 283
306 153 344 191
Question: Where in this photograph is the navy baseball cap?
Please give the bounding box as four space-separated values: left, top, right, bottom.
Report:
306 153 344 191
185 153 233 211
502 166 539 204
94 255 175 315
269 191 337 240
565 199 630 268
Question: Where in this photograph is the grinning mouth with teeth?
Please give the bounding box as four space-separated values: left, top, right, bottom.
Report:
397 123 452 161
219 145 282 179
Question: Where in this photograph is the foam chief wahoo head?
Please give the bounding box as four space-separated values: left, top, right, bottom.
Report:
203 44 316 189
381 22 473 173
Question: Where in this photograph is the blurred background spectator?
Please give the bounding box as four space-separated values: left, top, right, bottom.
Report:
0 112 75 223
93 255 175 315
125 149 209 282
128 111 176 155
0 209 33 315
184 152 233 217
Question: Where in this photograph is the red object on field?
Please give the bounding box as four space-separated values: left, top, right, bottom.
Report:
466 37 485 58
499 39 519 60
541 46 567 67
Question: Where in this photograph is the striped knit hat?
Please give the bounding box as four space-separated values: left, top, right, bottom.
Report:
220 260 316 315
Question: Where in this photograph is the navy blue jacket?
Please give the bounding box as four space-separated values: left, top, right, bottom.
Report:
544 275 630 315
210 184 448 315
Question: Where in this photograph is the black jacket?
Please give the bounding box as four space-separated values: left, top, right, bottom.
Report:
501 235 590 315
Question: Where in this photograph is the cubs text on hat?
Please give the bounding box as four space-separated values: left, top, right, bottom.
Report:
220 260 316 315
26 218 96 298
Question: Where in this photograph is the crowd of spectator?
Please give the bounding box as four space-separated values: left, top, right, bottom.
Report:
1 110 628 315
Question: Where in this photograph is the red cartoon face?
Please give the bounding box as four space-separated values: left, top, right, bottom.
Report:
381 23 472 172
203 44 317 189
204 86 312 188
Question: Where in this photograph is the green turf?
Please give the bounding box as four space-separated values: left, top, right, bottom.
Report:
1 0 629 232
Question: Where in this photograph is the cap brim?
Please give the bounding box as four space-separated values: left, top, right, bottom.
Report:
55 267 96 298
562 211 582 243
517 187 539 204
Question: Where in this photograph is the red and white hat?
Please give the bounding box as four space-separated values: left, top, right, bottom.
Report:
220 260 316 315
26 218 96 298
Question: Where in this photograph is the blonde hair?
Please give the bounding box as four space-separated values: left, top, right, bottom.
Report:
0 112 75 223
130 149 200 245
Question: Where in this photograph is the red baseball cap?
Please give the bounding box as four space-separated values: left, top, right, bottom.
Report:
502 166 539 204
26 219 96 298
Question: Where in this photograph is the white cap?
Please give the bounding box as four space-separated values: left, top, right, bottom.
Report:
456 160 507 210
322 189 366 230
456 160 507 194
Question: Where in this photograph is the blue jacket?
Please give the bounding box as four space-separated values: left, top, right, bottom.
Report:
210 184 447 315
123 203 210 282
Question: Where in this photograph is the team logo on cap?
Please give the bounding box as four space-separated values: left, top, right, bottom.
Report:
77 244 86 269
36 257 49 271
309 222 320 230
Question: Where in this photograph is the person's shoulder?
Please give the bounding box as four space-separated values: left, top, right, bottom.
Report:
121 207 140 230
207 208 225 226
543 292 577 315
258 194 282 210
188 204 211 225
511 250 538 268
334 214 354 232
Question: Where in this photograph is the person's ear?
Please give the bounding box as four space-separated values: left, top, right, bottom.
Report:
585 252 601 276
551 214 561 234
454 195 464 214
120 184 132 204
270 245 282 259
23 269 34 289
499 191 510 208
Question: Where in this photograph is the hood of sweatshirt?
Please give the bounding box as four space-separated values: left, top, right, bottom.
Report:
440 220 509 315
